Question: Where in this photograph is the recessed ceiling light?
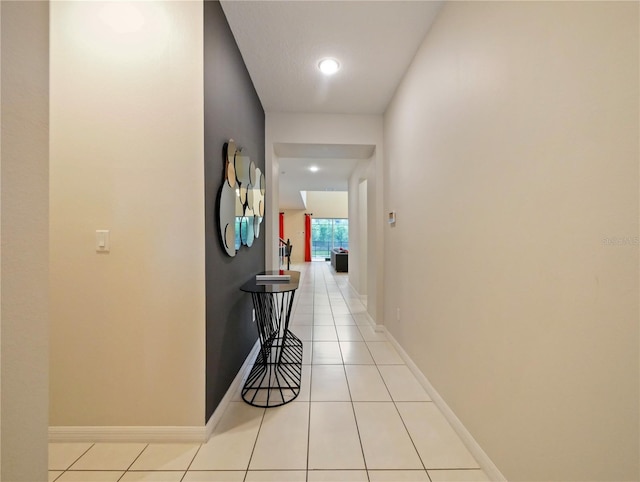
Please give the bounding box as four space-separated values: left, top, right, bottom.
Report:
318 58 340 76
309 166 319 172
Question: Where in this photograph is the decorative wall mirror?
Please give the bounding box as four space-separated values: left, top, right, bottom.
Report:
219 139 265 257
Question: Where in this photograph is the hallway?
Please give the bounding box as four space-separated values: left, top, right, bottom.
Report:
48 262 489 482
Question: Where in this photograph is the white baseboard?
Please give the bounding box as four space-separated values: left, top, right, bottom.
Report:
347 280 368 305
343 282 379 332
49 340 261 444
384 328 507 482
48 425 208 443
204 339 260 439
352 306 379 332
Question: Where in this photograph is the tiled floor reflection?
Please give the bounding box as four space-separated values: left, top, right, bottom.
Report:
50 263 488 482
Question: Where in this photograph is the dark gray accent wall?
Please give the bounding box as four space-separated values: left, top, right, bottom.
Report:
204 0 265 421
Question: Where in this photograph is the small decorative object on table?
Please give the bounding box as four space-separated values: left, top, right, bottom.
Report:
255 273 291 282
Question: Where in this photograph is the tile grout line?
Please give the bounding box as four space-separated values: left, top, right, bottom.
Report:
374 359 433 478
346 262 431 478
179 441 205 482
331 262 428 481
116 443 149 481
304 262 314 482
53 442 95 478
327 263 371 482
243 404 267 481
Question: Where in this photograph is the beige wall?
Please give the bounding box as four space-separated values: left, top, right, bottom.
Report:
384 2 639 481
307 191 348 218
1 2 49 479
50 1 205 427
283 210 305 264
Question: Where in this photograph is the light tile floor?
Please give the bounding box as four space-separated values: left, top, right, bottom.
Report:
49 262 490 482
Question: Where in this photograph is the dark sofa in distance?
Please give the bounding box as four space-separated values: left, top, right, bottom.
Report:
330 248 348 272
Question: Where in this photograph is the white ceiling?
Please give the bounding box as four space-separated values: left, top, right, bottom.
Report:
220 1 442 115
220 1 442 208
276 143 375 209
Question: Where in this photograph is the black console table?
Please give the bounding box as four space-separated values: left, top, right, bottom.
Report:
240 270 302 407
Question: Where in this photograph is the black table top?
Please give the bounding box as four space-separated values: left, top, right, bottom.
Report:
240 270 300 293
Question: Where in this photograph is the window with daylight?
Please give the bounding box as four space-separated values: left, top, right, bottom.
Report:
311 218 349 260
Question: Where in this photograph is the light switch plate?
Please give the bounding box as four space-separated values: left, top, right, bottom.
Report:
96 230 110 252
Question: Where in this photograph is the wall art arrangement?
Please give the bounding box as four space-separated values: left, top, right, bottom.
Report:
218 139 265 257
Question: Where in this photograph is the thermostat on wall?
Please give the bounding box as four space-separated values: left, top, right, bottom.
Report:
388 211 396 225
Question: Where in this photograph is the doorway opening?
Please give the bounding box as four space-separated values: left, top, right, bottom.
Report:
311 218 349 261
